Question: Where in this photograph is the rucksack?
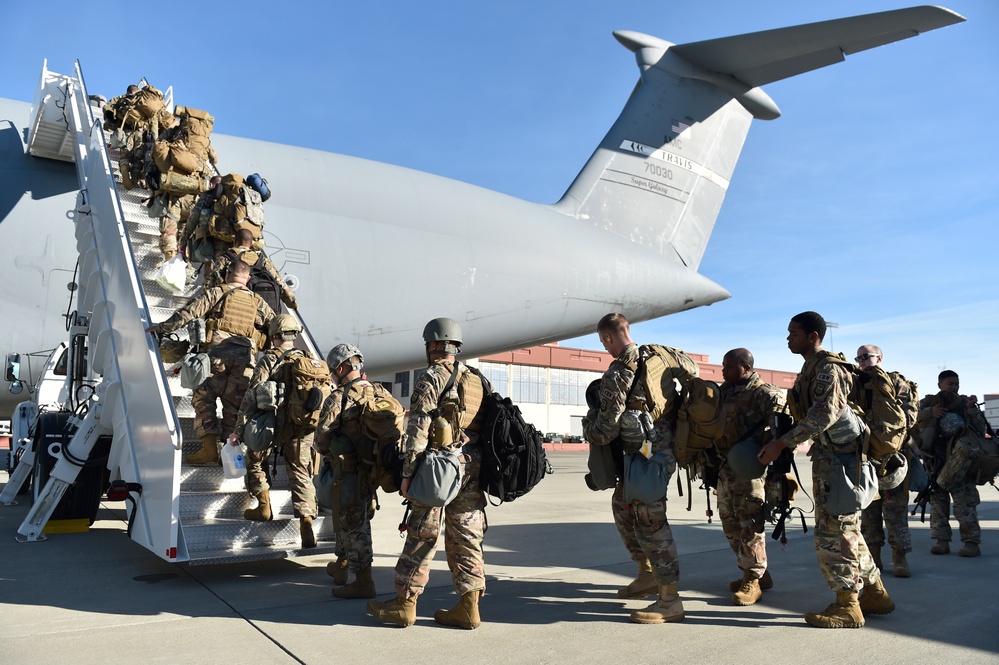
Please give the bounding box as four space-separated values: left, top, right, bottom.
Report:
247 265 281 314
479 390 550 503
673 377 724 468
281 351 332 429
632 344 698 422
889 371 919 430
340 380 405 493
849 364 908 460
474 373 551 503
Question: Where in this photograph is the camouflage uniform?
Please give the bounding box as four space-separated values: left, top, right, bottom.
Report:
395 360 490 599
861 372 917 554
234 345 319 519
179 189 226 266
156 284 274 440
785 350 880 594
315 379 401 572
716 372 785 581
207 247 298 309
158 193 195 260
918 393 987 545
583 343 699 586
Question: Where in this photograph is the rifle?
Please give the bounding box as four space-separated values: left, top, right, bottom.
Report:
765 412 809 546
911 454 942 522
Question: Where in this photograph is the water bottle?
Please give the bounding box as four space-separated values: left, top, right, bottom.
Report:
221 442 247 479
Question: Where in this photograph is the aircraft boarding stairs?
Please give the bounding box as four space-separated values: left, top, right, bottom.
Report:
1 62 336 564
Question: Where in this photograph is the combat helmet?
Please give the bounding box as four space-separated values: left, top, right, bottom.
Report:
327 343 364 371
585 379 602 410
269 313 301 337
726 438 766 480
877 450 908 490
423 317 462 345
422 317 462 360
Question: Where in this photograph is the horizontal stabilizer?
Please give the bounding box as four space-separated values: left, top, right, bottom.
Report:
553 6 965 270
670 5 966 88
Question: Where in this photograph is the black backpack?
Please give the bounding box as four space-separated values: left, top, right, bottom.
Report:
477 382 552 503
247 265 281 314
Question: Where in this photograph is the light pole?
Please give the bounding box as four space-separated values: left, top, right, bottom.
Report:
826 321 839 352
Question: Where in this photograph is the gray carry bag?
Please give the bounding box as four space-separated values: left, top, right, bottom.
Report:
243 410 276 452
180 352 211 389
622 448 674 504
826 452 878 516
408 448 462 507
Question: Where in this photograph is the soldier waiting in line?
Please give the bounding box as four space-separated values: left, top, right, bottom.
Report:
230 314 321 549
146 260 274 466
207 229 297 310
368 318 492 629
856 345 918 577
714 348 786 606
759 312 895 629
916 369 987 558
583 313 698 624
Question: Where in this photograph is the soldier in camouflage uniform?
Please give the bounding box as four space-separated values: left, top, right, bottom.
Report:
582 313 698 624
230 314 320 548
917 370 987 558
146 260 274 466
759 312 895 629
315 343 403 599
179 175 223 270
157 193 195 262
206 229 298 310
716 348 785 606
368 317 491 630
856 345 917 577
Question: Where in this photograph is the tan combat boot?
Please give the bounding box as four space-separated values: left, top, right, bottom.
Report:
327 556 349 585
732 572 762 606
367 595 418 627
332 566 376 599
434 590 482 630
870 545 883 571
300 516 317 549
959 542 981 557
892 549 911 578
629 583 685 624
729 568 773 592
858 577 895 616
243 489 272 521
804 592 865 629
186 435 220 466
930 539 950 555
617 557 657 599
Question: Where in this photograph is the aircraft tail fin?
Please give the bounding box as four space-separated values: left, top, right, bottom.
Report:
550 6 964 270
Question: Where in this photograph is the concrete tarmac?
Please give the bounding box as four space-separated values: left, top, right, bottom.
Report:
1 450 997 664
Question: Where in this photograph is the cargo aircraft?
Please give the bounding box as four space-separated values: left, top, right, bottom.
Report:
0 5 965 418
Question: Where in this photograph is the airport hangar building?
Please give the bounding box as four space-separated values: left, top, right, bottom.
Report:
382 343 798 440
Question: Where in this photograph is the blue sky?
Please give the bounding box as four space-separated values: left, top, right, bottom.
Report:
1 1 996 400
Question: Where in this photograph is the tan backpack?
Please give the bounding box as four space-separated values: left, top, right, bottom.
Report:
282 352 333 429
673 377 724 468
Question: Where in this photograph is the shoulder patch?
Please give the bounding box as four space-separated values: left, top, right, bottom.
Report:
816 372 833 383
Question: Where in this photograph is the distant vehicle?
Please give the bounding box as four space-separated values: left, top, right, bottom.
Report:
564 435 583 443
544 433 564 443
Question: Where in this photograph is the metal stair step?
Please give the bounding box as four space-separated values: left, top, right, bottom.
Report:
181 515 334 554
180 488 331 521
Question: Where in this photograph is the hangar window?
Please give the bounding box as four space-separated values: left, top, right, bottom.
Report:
551 368 602 406
478 361 509 396
512 365 545 404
